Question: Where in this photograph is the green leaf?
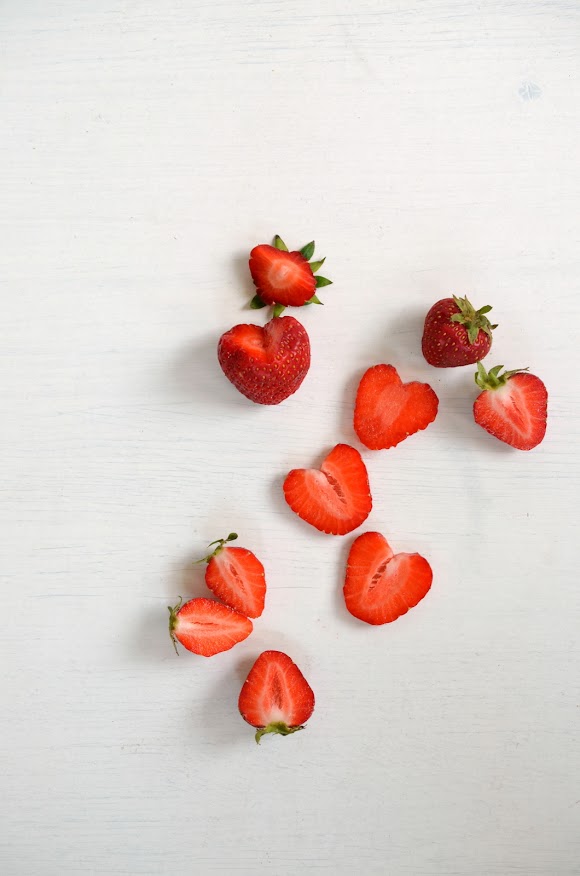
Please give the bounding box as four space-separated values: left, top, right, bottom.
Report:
273 235 288 251
478 305 493 315
315 276 332 288
249 294 267 309
309 257 325 273
272 303 286 317
305 294 323 305
300 241 315 260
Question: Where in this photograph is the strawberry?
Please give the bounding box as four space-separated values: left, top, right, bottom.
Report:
249 234 332 313
197 533 266 619
217 315 310 405
283 443 372 536
473 363 548 450
344 531 433 625
168 597 253 657
238 650 315 743
354 364 439 450
422 295 497 367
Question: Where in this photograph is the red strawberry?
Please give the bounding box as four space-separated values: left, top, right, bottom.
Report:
249 235 332 311
473 363 547 450
217 315 310 405
344 531 432 625
422 295 497 367
283 443 372 536
354 364 439 450
168 597 253 657
238 650 315 743
198 533 266 619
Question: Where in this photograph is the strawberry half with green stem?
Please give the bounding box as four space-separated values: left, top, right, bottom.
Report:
168 597 253 656
344 531 433 625
283 443 372 536
238 650 315 743
197 532 266 619
249 234 332 314
473 363 547 450
422 295 497 367
218 315 310 405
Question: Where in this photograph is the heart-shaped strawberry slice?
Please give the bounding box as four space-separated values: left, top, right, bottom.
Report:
218 315 310 405
354 364 438 449
283 443 372 536
344 531 432 624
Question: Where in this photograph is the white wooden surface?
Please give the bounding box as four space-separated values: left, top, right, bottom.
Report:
1 2 579 874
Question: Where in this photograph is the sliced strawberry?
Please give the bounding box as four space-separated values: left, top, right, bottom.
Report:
238 650 315 743
283 443 372 536
168 597 252 657
473 364 547 450
200 533 266 618
217 315 310 405
354 364 439 450
344 531 432 625
249 235 331 310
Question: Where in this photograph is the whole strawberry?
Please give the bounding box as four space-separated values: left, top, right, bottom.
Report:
249 234 331 314
473 363 547 450
422 295 497 367
218 315 310 405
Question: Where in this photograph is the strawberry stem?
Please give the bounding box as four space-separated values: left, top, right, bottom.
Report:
450 295 497 344
195 533 238 564
475 362 529 391
254 722 305 744
168 597 183 655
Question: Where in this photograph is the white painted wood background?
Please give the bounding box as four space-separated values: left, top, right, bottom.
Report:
1 1 579 874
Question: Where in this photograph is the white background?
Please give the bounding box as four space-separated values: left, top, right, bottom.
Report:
1 2 579 874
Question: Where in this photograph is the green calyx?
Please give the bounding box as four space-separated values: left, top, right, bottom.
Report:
195 532 238 564
450 295 497 345
474 362 529 391
256 235 332 312
167 597 183 655
254 722 305 745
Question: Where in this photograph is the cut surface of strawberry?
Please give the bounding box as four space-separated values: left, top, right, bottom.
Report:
249 235 331 310
283 443 372 536
168 597 253 657
217 315 310 405
200 533 266 618
344 531 433 625
354 364 439 450
238 650 315 743
473 363 547 450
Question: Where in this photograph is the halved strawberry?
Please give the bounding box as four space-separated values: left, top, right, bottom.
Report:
238 650 315 743
473 363 548 450
354 364 439 450
218 315 310 405
344 531 432 625
283 443 372 536
199 533 266 619
168 597 253 657
249 235 332 311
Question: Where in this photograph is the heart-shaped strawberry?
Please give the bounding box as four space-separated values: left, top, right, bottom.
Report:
283 443 372 535
218 315 310 405
354 364 438 449
344 531 432 624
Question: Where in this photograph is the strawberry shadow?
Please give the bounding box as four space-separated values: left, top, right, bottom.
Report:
169 333 259 409
232 250 258 305
197 652 257 747
130 599 179 664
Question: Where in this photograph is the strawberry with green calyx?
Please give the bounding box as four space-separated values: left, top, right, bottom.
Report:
249 234 332 314
473 362 547 450
422 295 497 367
168 596 253 657
238 650 315 744
197 533 267 619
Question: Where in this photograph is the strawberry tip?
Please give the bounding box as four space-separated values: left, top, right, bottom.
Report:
254 722 305 744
